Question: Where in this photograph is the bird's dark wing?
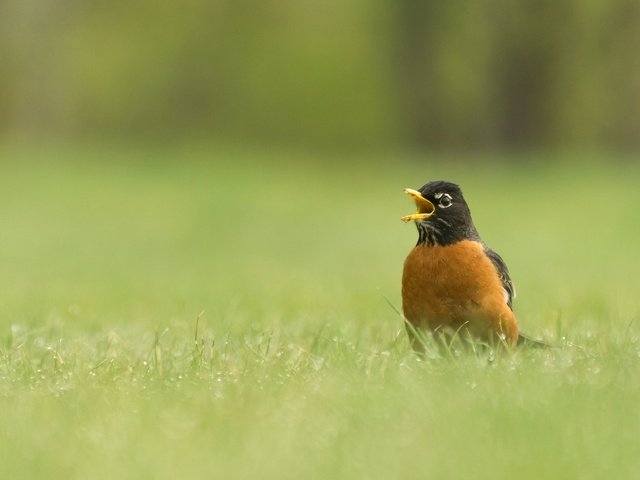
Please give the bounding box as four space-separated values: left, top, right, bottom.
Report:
483 246 515 310
485 246 552 348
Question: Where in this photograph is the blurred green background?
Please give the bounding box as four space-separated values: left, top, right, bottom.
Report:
2 0 640 151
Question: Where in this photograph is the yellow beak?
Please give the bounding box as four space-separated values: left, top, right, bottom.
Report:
401 188 436 222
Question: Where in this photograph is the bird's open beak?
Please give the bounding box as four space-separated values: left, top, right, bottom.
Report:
401 188 436 222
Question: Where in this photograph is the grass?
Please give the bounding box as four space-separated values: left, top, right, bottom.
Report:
1 144 640 479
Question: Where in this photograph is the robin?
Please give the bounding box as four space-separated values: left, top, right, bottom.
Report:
401 180 542 350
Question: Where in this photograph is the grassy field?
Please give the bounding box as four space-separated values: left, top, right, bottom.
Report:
1 145 639 479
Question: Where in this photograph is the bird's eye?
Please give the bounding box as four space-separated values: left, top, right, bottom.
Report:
438 194 453 208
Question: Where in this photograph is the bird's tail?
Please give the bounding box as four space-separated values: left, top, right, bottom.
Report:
517 332 553 348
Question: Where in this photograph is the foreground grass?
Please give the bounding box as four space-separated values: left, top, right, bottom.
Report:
0 145 639 478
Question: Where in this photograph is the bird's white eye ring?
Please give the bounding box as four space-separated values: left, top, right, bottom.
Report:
438 194 452 208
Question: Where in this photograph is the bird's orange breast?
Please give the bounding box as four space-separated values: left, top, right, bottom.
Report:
402 240 518 345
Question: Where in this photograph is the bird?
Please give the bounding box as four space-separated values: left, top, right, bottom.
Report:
400 180 543 351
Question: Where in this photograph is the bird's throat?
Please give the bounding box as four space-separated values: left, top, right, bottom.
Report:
416 220 480 247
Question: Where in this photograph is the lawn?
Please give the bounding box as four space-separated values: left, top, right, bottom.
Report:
0 145 639 479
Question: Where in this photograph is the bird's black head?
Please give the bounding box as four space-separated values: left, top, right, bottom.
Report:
401 180 480 246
